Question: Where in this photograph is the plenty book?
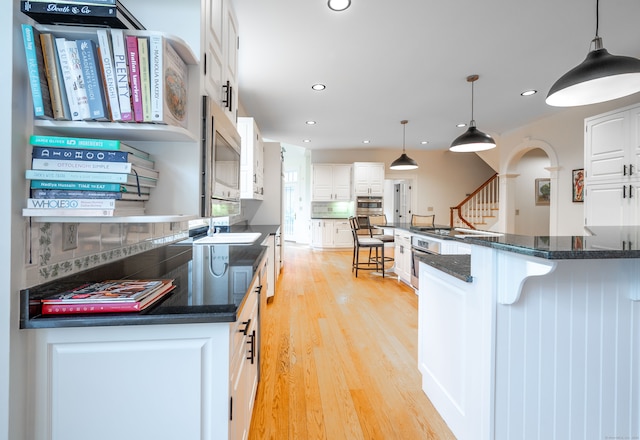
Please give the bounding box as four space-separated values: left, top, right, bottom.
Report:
40 279 175 314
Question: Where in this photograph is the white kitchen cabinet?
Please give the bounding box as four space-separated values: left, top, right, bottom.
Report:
28 280 260 440
353 162 385 196
238 117 264 199
311 164 352 201
311 219 353 248
260 234 275 299
394 229 413 285
584 103 640 226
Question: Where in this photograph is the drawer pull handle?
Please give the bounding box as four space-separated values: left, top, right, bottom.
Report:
239 318 251 335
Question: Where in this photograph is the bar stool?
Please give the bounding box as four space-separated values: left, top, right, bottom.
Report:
368 214 394 264
411 214 435 227
349 216 385 278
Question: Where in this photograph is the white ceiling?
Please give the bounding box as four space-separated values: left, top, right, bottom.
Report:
233 0 640 151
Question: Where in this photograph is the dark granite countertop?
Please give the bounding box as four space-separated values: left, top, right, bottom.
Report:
415 254 472 283
20 225 280 329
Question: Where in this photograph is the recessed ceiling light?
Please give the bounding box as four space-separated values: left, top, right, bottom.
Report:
303 139 311 143
521 89 537 96
306 120 316 125
311 84 326 91
420 141 429 145
362 140 370 144
456 123 467 128
328 0 351 11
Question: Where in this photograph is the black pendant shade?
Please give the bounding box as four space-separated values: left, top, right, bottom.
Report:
546 38 640 107
546 0 640 107
390 120 418 170
450 75 496 153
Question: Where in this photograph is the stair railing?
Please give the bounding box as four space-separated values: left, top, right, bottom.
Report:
450 173 499 229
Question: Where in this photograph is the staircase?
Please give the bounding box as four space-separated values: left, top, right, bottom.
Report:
450 173 499 230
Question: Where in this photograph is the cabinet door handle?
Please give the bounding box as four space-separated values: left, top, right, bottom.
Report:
630 185 634 198
222 80 233 111
631 164 635 176
624 185 627 198
247 330 256 364
624 164 628 176
239 318 251 335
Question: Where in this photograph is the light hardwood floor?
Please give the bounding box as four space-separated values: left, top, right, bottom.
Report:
249 244 456 440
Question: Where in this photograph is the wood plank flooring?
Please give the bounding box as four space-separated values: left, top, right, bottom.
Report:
249 244 456 440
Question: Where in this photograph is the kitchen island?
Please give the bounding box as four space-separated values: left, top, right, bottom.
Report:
19 225 279 440
415 226 640 440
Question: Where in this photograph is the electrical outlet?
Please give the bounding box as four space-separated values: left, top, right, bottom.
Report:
62 223 78 251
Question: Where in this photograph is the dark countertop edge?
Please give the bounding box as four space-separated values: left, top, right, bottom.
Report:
416 254 473 283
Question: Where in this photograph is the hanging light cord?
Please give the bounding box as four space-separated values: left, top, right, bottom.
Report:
401 120 408 153
595 0 599 38
470 80 475 125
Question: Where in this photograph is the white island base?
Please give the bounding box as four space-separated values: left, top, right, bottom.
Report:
418 245 640 440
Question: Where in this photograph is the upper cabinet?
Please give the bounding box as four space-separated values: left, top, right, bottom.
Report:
238 116 264 199
584 103 640 226
353 162 385 197
312 164 352 201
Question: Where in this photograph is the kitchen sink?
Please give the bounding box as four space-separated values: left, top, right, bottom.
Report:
193 232 262 244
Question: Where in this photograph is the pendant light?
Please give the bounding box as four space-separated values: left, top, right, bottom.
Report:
546 0 640 107
328 0 351 11
390 120 418 170
449 75 496 153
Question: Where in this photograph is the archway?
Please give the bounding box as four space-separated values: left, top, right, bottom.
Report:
500 138 559 235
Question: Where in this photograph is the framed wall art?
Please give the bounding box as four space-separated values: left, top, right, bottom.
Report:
572 168 584 202
535 178 550 205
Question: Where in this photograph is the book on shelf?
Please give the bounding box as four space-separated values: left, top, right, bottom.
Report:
110 29 133 121
25 169 157 187
20 1 146 30
149 35 188 128
23 200 146 217
55 37 91 120
39 32 70 120
27 0 117 5
32 157 134 173
21 24 54 119
30 135 151 159
31 188 150 201
125 34 143 122
30 180 148 194
32 146 155 169
137 36 152 122
95 29 121 121
27 197 116 209
77 39 108 121
40 279 175 314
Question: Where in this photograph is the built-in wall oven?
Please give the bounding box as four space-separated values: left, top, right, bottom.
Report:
201 96 242 217
355 196 383 227
411 235 441 289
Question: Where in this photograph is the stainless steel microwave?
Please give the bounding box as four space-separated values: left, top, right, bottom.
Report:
201 96 242 217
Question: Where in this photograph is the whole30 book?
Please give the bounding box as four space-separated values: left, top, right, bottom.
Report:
21 24 53 119
26 197 116 209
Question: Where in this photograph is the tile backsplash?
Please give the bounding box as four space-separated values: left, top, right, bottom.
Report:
24 220 189 287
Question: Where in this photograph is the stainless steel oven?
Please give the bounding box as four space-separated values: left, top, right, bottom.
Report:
411 235 441 289
355 196 383 227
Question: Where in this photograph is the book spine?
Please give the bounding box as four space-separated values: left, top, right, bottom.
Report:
31 189 124 199
137 36 152 122
22 208 115 217
31 158 132 173
20 2 117 18
149 35 163 123
96 29 121 121
27 198 116 209
77 39 108 120
27 0 117 5
110 29 132 121
39 33 69 120
41 302 141 315
161 41 188 128
64 39 92 120
30 180 126 191
25 169 129 183
126 35 143 122
32 146 129 162
130 164 158 180
30 134 121 149
54 37 82 120
21 24 53 119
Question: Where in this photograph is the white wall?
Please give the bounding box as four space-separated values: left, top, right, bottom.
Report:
513 149 550 235
493 94 640 235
